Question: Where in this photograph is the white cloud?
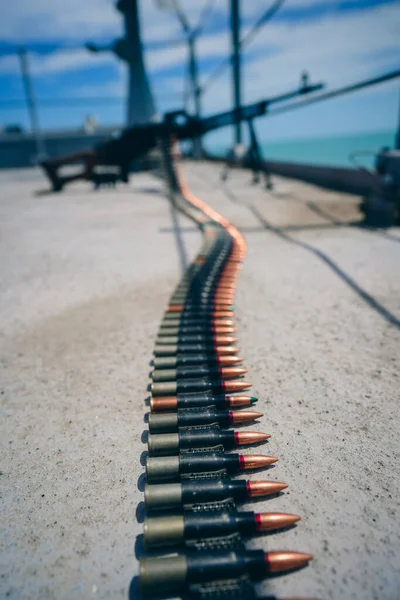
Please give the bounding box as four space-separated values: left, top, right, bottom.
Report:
0 48 117 76
196 2 400 113
1 0 121 40
2 0 399 136
145 27 230 73
64 78 125 98
1 0 218 43
247 3 400 94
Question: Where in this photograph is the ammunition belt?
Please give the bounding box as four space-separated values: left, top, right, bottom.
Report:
136 137 312 600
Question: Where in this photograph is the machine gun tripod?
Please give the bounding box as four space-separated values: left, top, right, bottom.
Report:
220 117 272 189
220 72 324 191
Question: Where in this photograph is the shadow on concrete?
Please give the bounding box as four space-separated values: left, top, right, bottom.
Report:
34 188 61 197
224 182 400 240
136 500 146 524
222 184 239 204
248 204 400 330
240 220 400 245
128 577 142 600
168 202 190 274
137 472 146 492
159 226 198 233
135 186 164 195
219 182 400 328
33 185 135 197
134 534 146 560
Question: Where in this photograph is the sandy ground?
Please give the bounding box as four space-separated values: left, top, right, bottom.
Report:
0 162 399 600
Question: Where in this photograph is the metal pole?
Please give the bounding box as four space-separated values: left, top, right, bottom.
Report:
18 47 46 161
230 0 242 144
188 35 202 158
118 0 155 126
395 84 400 150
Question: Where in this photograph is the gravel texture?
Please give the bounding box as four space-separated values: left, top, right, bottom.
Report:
1 163 399 600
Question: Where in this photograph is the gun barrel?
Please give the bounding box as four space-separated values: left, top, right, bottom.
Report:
168 79 324 140
199 100 268 135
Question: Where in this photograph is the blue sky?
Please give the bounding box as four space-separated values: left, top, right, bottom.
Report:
1 0 399 145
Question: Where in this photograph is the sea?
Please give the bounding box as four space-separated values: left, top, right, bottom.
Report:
208 130 397 170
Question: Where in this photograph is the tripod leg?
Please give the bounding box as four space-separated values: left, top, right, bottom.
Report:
221 163 229 182
264 169 273 190
251 159 260 184
41 151 99 191
119 161 131 183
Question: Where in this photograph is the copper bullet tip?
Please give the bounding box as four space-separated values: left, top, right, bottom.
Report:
215 293 235 298
220 366 247 379
240 455 278 469
235 431 270 445
213 327 235 334
215 346 239 356
226 395 253 407
223 381 252 392
256 512 301 532
229 410 263 424
217 356 244 366
247 480 288 497
214 335 238 345
266 551 313 573
166 304 184 312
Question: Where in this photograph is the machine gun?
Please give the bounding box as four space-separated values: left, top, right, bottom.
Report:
40 77 324 192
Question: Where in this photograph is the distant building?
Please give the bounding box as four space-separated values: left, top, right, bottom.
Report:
1 124 25 135
0 126 121 169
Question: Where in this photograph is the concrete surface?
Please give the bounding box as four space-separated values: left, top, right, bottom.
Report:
1 162 399 600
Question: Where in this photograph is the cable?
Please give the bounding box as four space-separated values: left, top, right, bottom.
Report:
194 0 217 36
0 92 183 111
201 0 286 93
182 60 192 111
266 68 400 117
240 0 285 48
0 37 189 56
348 150 376 177
0 43 104 56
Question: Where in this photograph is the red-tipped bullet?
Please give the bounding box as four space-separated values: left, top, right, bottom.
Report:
149 395 258 413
